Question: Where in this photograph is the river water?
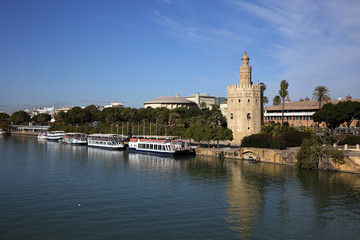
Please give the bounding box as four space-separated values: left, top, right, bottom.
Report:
1 136 360 240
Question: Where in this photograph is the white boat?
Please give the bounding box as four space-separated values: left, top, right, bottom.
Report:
0 129 5 135
37 133 47 140
47 131 64 141
87 134 125 150
128 135 193 156
63 133 87 145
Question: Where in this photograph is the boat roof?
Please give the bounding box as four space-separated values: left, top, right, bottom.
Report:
88 134 123 137
132 135 180 139
64 133 87 136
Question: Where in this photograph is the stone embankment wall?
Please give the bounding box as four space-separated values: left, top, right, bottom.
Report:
10 132 38 137
195 147 360 174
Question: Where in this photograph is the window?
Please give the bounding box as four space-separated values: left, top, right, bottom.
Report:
248 99 250 102
230 113 233 119
247 113 251 119
238 99 241 102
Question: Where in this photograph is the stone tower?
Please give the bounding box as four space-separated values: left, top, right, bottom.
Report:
227 51 263 141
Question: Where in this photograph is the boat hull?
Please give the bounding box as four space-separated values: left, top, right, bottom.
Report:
88 144 125 150
128 147 175 156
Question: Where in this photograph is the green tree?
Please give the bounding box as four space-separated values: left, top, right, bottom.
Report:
263 96 269 106
168 112 181 126
213 127 233 148
0 112 10 130
273 95 281 105
0 112 10 122
66 107 92 125
11 110 30 124
312 103 344 134
200 102 207 108
337 101 360 130
207 109 226 128
296 136 345 170
203 126 216 148
192 126 206 146
84 105 100 122
32 113 51 124
279 80 289 125
312 85 330 109
55 111 67 123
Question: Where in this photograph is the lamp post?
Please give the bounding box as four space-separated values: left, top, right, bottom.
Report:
156 118 158 136
143 120 146 136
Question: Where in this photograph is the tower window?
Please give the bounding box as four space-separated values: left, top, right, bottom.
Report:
247 113 251 119
230 113 233 119
248 99 250 102
238 99 241 102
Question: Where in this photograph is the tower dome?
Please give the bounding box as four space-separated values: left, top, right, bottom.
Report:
242 51 249 60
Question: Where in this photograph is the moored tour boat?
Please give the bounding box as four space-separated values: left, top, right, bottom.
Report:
63 133 87 145
37 132 47 140
47 131 64 141
87 134 125 150
128 135 193 156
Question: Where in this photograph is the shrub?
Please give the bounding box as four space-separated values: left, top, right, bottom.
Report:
281 130 311 147
295 138 320 169
241 134 271 148
338 135 360 145
269 136 286 150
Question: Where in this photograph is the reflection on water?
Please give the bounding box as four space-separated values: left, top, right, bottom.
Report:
224 160 263 239
128 152 190 175
222 159 360 239
1 136 360 240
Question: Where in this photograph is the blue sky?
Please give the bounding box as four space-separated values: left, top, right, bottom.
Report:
1 0 359 113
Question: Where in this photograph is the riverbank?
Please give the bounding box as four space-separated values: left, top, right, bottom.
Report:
6 133 360 174
195 146 360 174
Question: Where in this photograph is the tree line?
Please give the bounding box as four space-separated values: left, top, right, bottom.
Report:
0 105 233 146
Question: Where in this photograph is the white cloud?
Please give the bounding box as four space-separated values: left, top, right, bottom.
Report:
226 0 360 99
148 11 250 51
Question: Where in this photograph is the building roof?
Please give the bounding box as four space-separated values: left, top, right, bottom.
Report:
186 93 214 98
144 95 196 104
265 97 360 111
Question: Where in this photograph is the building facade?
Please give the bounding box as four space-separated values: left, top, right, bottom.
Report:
264 95 360 127
144 95 199 109
185 93 215 108
227 52 263 140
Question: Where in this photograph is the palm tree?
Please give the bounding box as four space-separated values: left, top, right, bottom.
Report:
312 85 329 109
279 80 289 125
263 96 269 106
273 95 281 105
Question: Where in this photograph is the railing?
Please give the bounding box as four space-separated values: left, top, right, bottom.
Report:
333 144 360 151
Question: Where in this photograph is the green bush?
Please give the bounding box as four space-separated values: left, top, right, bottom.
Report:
295 138 319 169
241 134 271 148
338 135 360 145
269 136 286 150
281 130 311 147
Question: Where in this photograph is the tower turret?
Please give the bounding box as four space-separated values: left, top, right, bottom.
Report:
239 51 252 87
